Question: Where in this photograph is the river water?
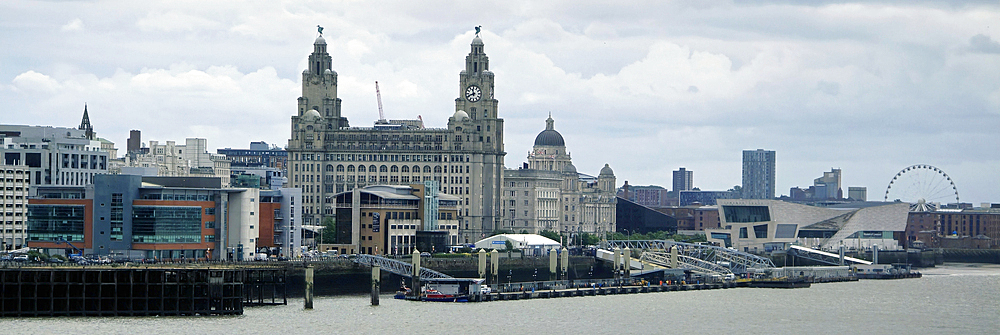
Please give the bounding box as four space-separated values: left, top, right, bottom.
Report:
6 264 1000 334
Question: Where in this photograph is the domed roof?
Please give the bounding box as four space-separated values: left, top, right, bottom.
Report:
599 164 614 176
534 129 565 147
302 109 322 122
314 35 326 44
472 36 483 46
533 114 564 147
324 69 335 75
452 110 470 120
563 163 577 173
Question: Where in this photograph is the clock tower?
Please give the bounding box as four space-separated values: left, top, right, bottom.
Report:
453 30 505 237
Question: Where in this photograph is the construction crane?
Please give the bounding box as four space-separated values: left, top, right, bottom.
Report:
375 81 387 124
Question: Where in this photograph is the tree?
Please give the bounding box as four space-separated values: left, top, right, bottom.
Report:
539 230 561 243
504 240 515 251
320 217 337 244
581 233 600 246
490 229 513 236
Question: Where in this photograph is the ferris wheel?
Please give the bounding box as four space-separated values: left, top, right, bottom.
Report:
884 164 959 210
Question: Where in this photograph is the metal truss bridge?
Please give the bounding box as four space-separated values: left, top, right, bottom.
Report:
603 240 775 275
351 254 453 280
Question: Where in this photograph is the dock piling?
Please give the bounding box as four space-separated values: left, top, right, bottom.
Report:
371 265 380 306
304 265 314 310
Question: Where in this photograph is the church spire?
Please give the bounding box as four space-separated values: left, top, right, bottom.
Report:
79 104 94 140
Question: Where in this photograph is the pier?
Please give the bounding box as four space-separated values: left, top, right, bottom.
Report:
0 267 288 317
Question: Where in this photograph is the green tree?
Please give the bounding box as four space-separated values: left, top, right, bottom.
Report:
581 233 601 245
490 229 513 236
539 230 561 243
320 217 338 244
504 240 515 251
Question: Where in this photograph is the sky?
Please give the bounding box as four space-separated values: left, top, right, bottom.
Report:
1 0 998 205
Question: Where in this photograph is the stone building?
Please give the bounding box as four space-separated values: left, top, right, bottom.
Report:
286 29 504 244
502 115 616 237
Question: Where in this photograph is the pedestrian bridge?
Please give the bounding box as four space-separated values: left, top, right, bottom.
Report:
350 254 452 280
601 240 776 276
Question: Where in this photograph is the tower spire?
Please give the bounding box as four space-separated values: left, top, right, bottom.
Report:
79 104 94 140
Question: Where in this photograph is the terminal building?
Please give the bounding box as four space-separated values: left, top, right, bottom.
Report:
706 199 909 253
286 29 504 244
26 175 301 260
327 183 459 256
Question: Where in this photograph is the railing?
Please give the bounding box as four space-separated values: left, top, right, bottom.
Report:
605 239 775 275
350 254 452 280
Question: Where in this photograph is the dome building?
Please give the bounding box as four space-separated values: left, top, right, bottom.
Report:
503 115 616 239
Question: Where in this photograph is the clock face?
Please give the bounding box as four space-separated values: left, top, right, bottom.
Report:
465 85 482 102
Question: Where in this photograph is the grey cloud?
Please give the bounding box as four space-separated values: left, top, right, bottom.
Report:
969 34 1000 54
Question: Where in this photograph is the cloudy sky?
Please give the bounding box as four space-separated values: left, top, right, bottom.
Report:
2 1 998 204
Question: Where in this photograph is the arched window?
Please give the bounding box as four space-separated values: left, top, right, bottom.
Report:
347 165 355 172
379 165 388 173
336 165 344 172
434 166 442 173
401 166 409 173
413 165 420 173
369 165 377 172
358 165 366 173
325 164 334 172
423 166 431 173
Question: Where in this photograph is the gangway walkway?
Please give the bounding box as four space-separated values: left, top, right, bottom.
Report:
787 245 872 266
595 249 669 276
351 254 453 280
604 240 775 275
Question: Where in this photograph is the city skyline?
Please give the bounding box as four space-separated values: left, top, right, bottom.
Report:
1 1 998 204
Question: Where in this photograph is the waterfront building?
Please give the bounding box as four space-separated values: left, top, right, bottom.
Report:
502 167 561 234
905 204 1000 249
741 149 775 199
653 205 721 232
26 175 279 260
258 188 303 257
0 164 29 250
848 187 867 201
286 29 504 244
706 199 909 252
615 197 678 235
329 184 459 256
502 115 617 238
672 168 693 193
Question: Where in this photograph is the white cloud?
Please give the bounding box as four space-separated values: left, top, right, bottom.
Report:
2 0 1000 204
60 18 83 32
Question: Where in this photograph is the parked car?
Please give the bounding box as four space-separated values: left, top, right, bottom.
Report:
13 255 29 262
420 252 432 257
46 258 65 264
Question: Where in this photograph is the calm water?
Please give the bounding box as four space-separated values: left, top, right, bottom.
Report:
6 264 1000 334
